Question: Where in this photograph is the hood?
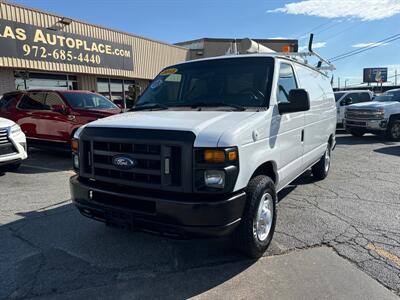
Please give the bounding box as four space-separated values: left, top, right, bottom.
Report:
86 110 257 147
0 117 15 128
348 101 399 109
73 108 121 117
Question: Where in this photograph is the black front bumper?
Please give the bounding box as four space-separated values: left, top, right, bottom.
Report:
70 175 247 237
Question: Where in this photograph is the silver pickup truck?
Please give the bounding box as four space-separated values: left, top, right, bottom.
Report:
344 88 400 141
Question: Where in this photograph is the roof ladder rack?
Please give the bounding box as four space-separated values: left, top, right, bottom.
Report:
238 34 335 72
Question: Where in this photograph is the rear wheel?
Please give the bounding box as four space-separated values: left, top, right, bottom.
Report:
234 175 277 259
386 119 400 141
312 144 331 180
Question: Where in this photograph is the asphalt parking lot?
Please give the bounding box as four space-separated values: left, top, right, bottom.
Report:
0 133 399 299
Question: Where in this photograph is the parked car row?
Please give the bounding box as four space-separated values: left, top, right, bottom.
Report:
0 90 121 150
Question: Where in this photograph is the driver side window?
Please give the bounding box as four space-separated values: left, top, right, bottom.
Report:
277 63 298 103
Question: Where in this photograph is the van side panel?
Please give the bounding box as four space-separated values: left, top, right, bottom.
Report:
294 64 336 168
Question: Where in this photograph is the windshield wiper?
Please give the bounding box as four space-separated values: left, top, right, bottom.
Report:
129 103 168 111
190 102 246 111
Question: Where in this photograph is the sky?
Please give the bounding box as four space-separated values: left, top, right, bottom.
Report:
12 0 400 88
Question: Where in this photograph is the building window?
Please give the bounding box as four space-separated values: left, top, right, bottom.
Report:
14 72 78 91
97 78 138 109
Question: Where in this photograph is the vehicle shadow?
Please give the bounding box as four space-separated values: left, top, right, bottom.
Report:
336 134 396 146
1 203 256 299
277 170 315 201
10 147 72 174
374 145 400 156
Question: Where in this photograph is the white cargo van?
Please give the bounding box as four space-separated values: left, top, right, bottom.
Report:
70 40 336 258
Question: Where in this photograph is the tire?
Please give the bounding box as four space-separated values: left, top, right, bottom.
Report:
348 129 365 137
234 175 277 259
386 119 400 141
312 143 331 180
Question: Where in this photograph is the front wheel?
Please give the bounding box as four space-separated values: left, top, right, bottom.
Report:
386 119 400 141
234 175 277 259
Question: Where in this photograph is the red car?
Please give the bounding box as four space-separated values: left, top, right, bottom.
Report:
0 90 121 149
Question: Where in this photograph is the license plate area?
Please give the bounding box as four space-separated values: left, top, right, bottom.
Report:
91 191 156 214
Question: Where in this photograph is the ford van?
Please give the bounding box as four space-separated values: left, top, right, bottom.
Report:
70 41 336 258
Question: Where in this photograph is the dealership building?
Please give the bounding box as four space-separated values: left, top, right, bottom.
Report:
0 1 299 107
0 1 188 106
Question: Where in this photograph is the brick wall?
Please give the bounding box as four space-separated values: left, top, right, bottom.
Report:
0 69 15 95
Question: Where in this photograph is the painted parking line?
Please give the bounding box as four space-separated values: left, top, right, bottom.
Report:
367 243 400 268
21 164 75 175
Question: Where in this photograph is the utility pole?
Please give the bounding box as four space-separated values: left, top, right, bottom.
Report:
338 77 340 90
396 70 398 86
345 79 349 89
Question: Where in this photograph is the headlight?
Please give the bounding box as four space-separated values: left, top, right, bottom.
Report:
73 153 80 169
373 109 385 117
10 124 21 135
71 139 79 170
204 170 225 189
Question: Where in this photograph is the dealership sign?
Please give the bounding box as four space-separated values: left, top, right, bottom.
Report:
0 19 133 70
363 68 388 83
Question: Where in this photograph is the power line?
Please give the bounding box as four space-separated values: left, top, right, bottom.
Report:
329 33 400 60
297 21 333 39
323 21 364 43
331 36 400 62
329 34 400 62
297 20 342 40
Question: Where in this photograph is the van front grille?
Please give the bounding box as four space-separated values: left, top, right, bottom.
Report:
79 128 194 193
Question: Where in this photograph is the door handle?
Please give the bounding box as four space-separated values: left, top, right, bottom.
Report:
301 129 304 142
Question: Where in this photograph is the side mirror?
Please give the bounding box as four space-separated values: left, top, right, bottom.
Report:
278 89 310 114
343 97 353 105
51 104 69 114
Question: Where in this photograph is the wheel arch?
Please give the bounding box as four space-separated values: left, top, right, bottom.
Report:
389 114 400 122
250 161 278 185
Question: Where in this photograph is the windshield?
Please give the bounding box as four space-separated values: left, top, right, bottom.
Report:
374 91 400 102
334 92 345 101
136 57 274 109
63 93 118 109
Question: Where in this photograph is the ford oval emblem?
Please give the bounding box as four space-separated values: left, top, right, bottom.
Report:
112 155 137 170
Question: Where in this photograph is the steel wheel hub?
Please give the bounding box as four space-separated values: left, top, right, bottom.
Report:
253 193 273 242
324 146 331 173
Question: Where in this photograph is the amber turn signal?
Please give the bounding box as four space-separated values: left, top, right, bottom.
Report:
71 139 79 153
228 150 237 161
204 149 225 163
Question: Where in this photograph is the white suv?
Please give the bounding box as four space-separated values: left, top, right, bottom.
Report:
334 90 373 127
0 117 28 171
70 53 336 258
